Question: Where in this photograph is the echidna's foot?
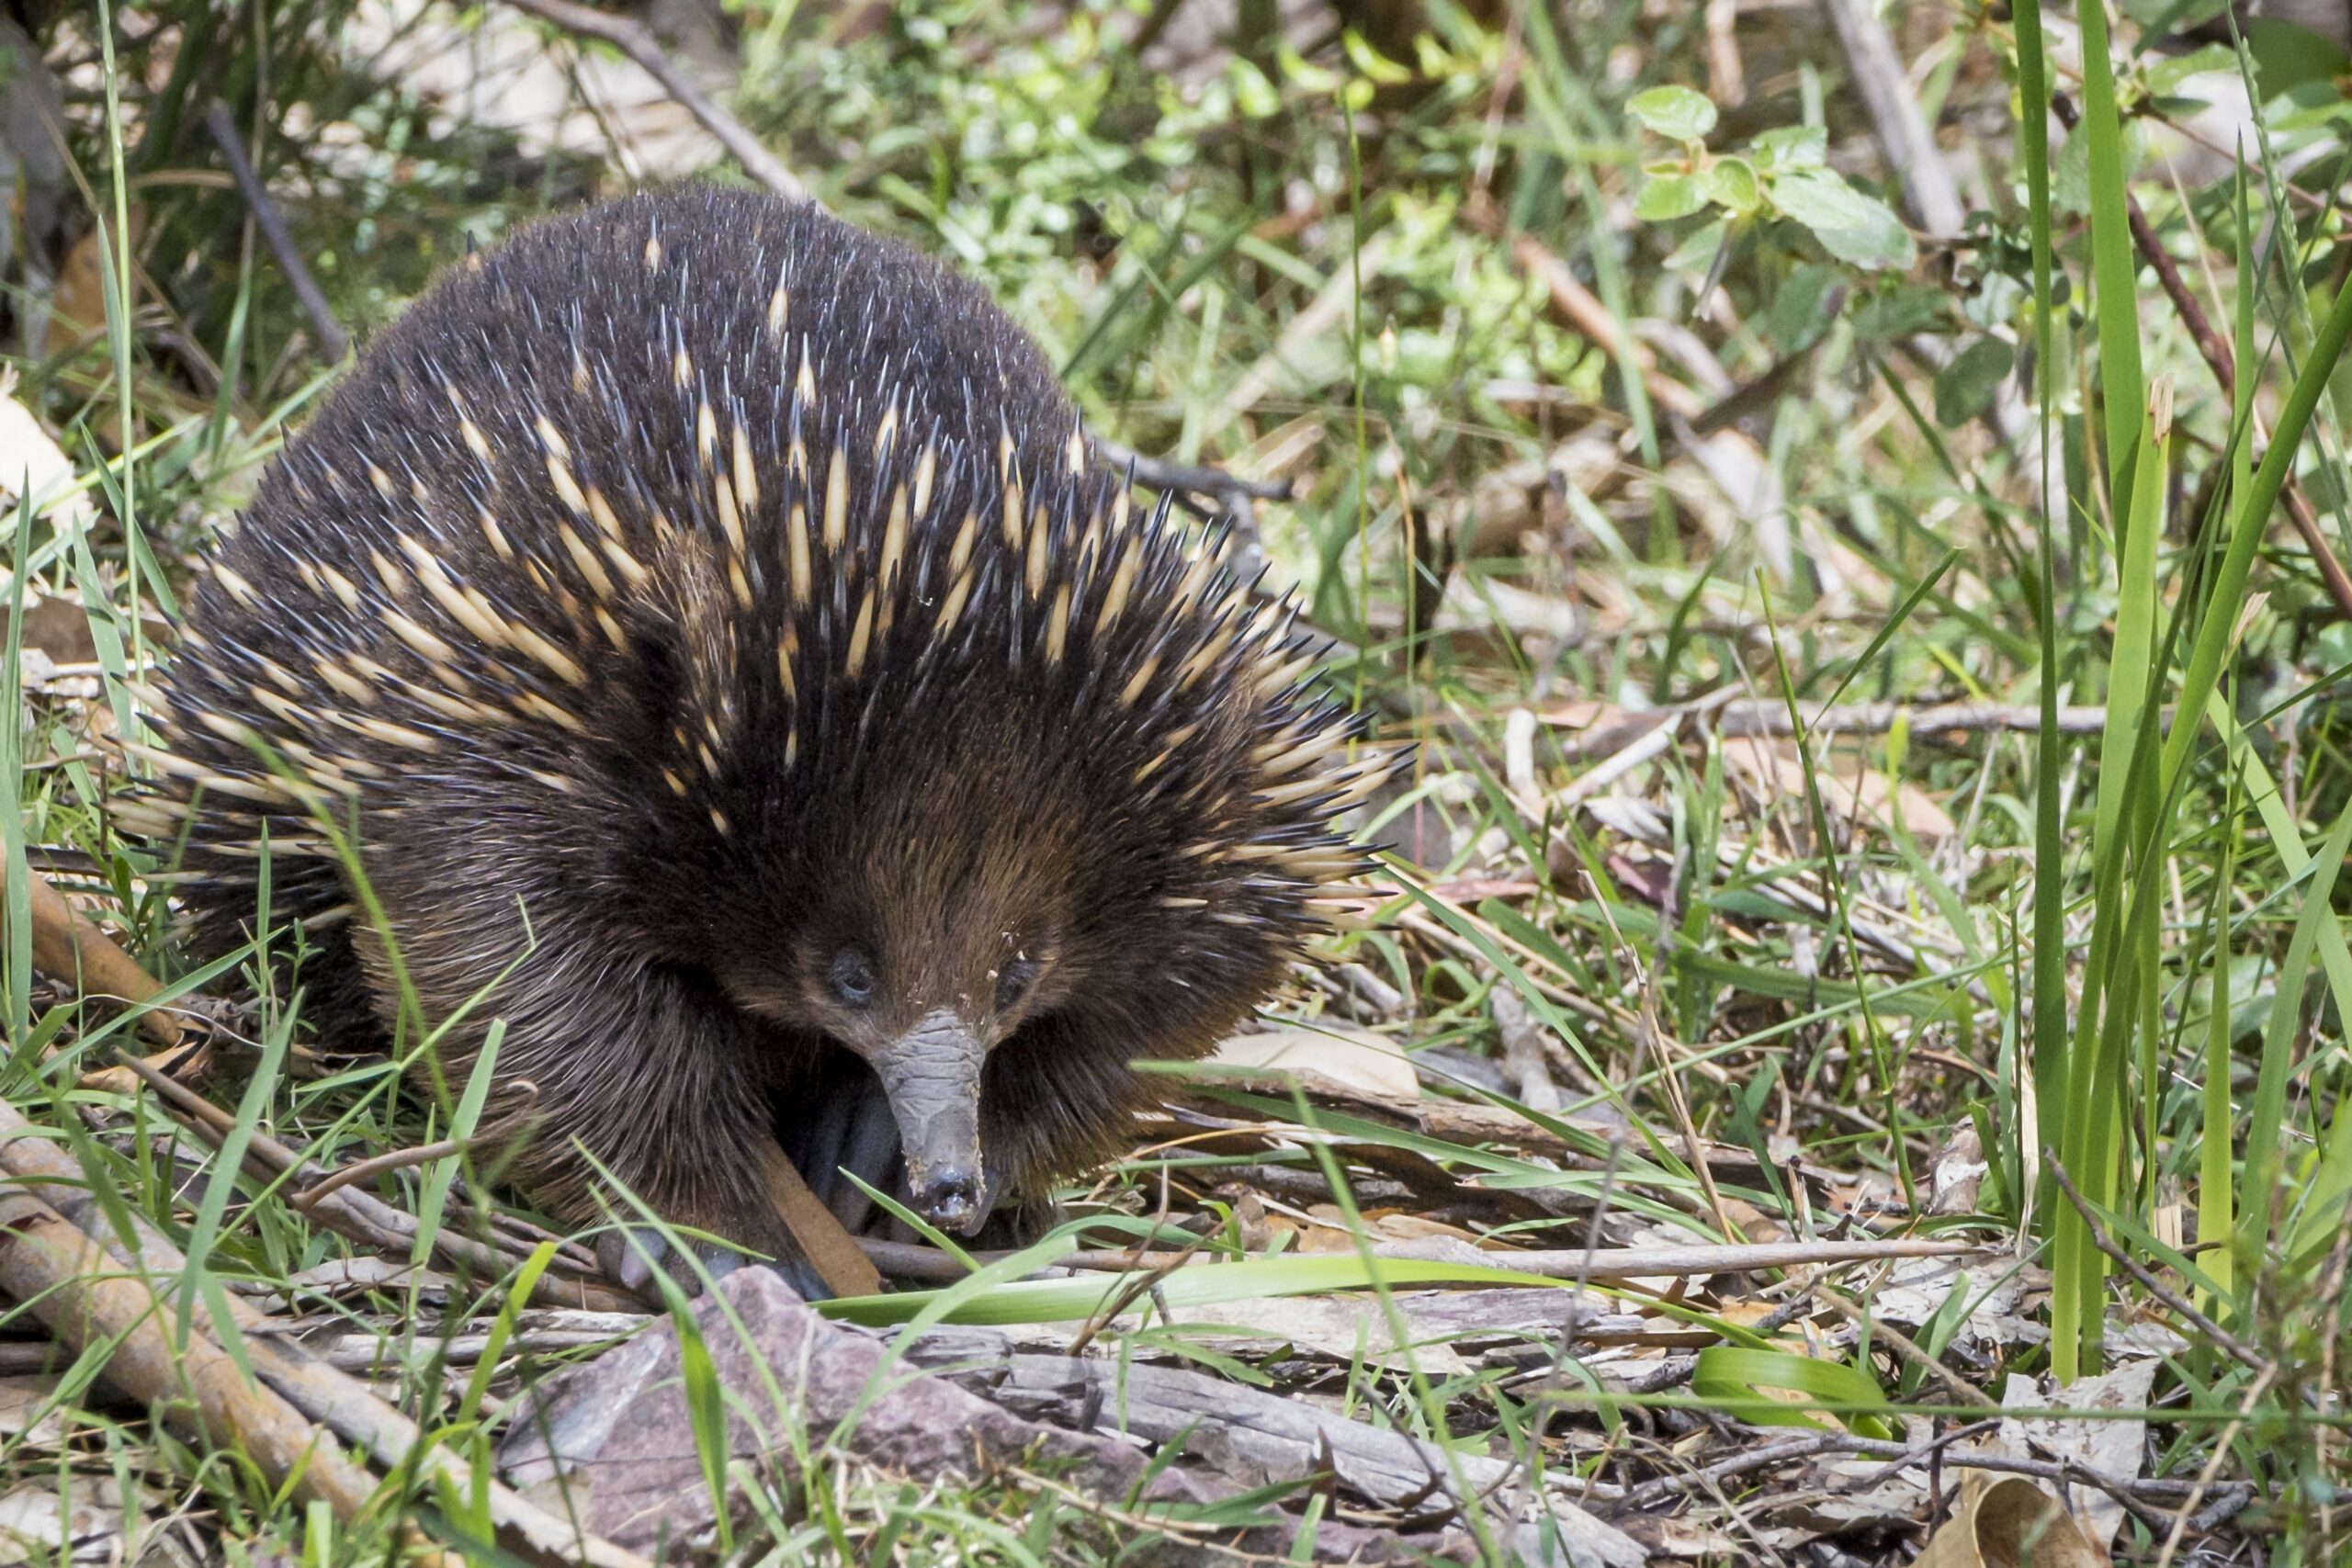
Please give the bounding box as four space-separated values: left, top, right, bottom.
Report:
791 1073 907 1235
597 1224 826 1304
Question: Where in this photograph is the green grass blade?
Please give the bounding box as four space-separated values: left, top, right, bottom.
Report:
2072 0 2145 525
2238 797 2352 1251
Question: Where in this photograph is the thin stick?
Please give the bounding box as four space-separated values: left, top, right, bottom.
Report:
1713 698 2118 738
2043 1151 2267 1372
2050 93 2352 623
1815 1286 1998 1410
1093 435 1294 510
495 0 809 203
203 103 351 363
117 1049 632 1312
293 1134 466 1212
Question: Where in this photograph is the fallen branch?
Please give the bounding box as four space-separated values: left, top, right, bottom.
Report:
0 1095 650 1568
1714 698 2116 738
497 1268 1618 1563
856 1234 1980 1284
18 865 191 1054
0 1186 386 1522
496 0 809 204
904 1327 1574 1521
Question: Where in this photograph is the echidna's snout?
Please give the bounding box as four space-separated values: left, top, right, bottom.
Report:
865 1010 990 1235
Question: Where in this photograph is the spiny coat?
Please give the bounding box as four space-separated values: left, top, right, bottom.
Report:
139 186 1389 1284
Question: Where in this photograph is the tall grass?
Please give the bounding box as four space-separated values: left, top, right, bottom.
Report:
2014 0 2352 1426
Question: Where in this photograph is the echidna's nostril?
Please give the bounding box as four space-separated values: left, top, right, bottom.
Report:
916 1166 983 1231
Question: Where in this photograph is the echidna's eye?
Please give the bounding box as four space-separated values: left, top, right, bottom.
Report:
828 950 876 1008
994 955 1037 1012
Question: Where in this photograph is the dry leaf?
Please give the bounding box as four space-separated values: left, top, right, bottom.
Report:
1914 1475 2103 1568
0 1377 64 1449
0 379 91 535
1722 735 1957 840
0 1473 142 1567
1993 1361 2157 1550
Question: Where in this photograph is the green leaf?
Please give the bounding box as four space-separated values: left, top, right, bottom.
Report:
1230 58 1280 118
1340 28 1414 85
1770 169 1917 270
1690 1347 1894 1438
1626 85 1717 141
1768 263 1842 350
817 1253 1580 1327
2144 42 2239 92
1852 282 1951 341
1634 172 1706 221
1697 157 1760 213
2247 17 2347 94
2243 799 2352 1251
1663 216 1731 276
1751 124 1826 170
1931 336 2016 426
2072 0 2146 535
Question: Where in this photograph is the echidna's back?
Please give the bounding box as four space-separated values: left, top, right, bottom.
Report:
152 187 1097 1020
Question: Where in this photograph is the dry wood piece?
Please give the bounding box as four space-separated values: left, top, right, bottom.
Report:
498 1266 1574 1563
18 866 187 1052
0 1186 385 1522
759 1140 883 1298
0 1096 650 1568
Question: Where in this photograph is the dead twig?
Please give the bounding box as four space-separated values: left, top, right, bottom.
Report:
203 102 350 364
495 0 809 203
2050 92 2352 623
1094 434 1293 513
293 1134 469 1212
2043 1151 2267 1373
114 1049 635 1313
1611 1418 2240 1518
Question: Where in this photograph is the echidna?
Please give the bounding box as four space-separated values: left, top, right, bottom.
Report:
136 186 1393 1293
